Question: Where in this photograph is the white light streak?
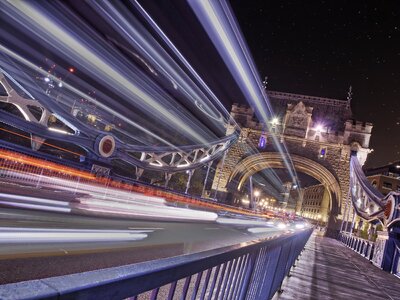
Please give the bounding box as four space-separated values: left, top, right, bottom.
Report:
0 228 148 243
217 217 271 226
48 127 71 135
189 0 300 188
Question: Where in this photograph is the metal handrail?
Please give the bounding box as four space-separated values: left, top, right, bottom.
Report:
0 229 312 300
338 232 375 261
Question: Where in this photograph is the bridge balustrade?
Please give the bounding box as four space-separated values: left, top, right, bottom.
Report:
0 229 312 300
391 240 400 278
338 232 375 261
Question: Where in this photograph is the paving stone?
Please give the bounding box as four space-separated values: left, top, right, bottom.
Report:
273 233 400 300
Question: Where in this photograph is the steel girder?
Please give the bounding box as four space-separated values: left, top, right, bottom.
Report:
349 154 400 227
0 72 238 171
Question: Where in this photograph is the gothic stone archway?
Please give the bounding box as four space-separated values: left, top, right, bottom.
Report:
211 92 372 235
229 153 341 215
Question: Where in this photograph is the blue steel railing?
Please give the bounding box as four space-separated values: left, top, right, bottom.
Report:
0 229 312 300
391 239 400 278
338 232 375 261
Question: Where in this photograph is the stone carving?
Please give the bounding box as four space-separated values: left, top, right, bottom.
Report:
284 102 312 138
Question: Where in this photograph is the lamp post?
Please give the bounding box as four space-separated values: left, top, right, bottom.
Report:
317 214 322 229
254 190 260 210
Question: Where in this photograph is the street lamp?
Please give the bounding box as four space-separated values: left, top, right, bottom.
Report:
317 214 322 228
315 124 323 133
253 190 261 209
241 198 250 205
271 117 279 126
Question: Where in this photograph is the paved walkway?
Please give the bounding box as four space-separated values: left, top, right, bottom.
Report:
273 232 400 300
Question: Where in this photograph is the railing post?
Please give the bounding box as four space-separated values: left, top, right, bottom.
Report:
213 151 226 201
256 246 282 299
340 187 351 232
73 177 81 195
185 169 194 194
201 161 212 197
238 251 257 299
36 167 44 188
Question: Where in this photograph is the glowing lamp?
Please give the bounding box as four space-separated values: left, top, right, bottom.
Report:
315 124 323 132
69 67 75 73
254 190 260 197
258 136 266 149
271 117 279 125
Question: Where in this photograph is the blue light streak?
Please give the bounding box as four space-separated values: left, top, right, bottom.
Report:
189 0 301 190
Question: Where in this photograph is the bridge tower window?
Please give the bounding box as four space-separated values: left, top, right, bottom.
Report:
382 182 392 189
319 147 327 159
258 135 267 149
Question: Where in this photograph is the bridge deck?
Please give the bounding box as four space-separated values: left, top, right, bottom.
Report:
273 232 400 300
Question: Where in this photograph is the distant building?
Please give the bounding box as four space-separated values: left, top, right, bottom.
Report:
285 187 303 214
366 162 400 195
300 184 330 223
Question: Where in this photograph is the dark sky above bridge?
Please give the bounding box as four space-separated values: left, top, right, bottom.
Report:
229 0 400 168
138 0 400 168
1 1 399 169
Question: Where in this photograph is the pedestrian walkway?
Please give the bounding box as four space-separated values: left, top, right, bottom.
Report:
273 232 400 300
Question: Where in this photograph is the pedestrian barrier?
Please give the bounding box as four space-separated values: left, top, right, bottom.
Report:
0 229 312 300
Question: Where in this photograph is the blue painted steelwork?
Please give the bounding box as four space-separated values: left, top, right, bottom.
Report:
339 153 400 273
338 233 375 261
0 72 239 172
0 229 312 300
349 154 400 226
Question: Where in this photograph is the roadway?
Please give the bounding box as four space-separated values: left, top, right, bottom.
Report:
0 179 291 285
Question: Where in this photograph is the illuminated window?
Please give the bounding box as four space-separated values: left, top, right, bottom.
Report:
319 147 327 159
258 135 267 149
383 182 392 189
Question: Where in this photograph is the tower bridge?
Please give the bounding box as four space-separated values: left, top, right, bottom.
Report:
211 90 373 235
2 1 400 298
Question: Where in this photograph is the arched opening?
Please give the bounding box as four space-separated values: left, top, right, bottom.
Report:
227 153 342 217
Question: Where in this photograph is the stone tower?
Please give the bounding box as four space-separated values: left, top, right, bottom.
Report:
211 90 373 235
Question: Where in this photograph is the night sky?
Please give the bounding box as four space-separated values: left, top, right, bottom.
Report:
1 1 399 169
229 0 400 168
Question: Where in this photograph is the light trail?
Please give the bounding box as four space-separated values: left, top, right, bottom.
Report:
0 44 179 148
0 1 224 146
0 149 94 179
0 200 71 213
131 0 231 124
0 149 277 221
129 0 285 196
247 227 275 234
216 217 273 226
0 127 83 157
188 0 301 189
0 227 154 234
1 1 284 198
0 227 149 243
77 198 218 222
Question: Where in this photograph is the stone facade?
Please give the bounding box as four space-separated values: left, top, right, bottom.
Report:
300 183 330 223
211 90 372 232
